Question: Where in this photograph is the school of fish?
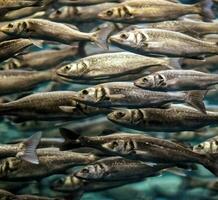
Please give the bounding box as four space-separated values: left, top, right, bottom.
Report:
1 0 218 199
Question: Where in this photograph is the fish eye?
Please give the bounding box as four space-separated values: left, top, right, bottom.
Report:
106 10 113 16
142 77 148 82
65 65 70 70
116 111 126 118
82 90 89 95
197 144 203 149
120 33 128 39
8 23 13 28
112 141 118 148
56 10 62 15
81 168 89 174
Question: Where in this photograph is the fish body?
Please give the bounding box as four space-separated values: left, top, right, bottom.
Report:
0 91 109 120
138 20 218 38
57 0 118 6
0 148 98 180
75 156 170 181
2 46 78 70
107 106 218 132
0 19 110 48
56 52 173 81
48 3 118 23
134 69 218 91
0 70 56 95
110 28 218 58
0 39 39 63
75 82 206 113
98 0 215 23
0 0 43 9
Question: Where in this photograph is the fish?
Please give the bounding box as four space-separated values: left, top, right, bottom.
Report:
56 52 175 81
180 55 218 71
74 82 206 113
57 0 118 6
0 19 111 49
134 19 218 38
0 91 110 121
59 131 218 176
0 0 44 9
0 189 62 200
109 28 218 59
75 156 171 181
193 136 218 155
1 46 78 70
0 69 60 95
0 148 98 180
97 0 215 23
107 105 218 132
134 69 218 91
48 3 118 23
53 174 143 193
0 39 42 63
0 132 41 164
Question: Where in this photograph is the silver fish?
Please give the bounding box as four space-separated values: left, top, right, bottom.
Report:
56 52 174 81
97 0 214 23
0 91 109 121
136 19 218 38
1 46 78 70
57 0 118 6
134 69 218 91
0 19 111 48
0 39 41 63
107 105 218 132
75 82 206 113
0 0 43 9
0 148 98 180
110 28 218 59
48 3 118 23
75 156 171 181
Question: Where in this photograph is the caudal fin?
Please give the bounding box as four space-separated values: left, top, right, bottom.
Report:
59 128 82 151
195 0 215 22
185 90 207 114
16 132 42 164
91 26 113 49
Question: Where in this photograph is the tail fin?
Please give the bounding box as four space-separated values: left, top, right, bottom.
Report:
16 132 42 164
91 26 113 49
195 0 215 22
184 90 207 114
59 128 82 151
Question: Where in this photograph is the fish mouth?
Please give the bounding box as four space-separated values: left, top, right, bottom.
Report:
0 27 10 33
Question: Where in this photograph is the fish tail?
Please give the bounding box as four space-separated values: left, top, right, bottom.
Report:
59 128 82 151
90 26 113 49
195 0 215 22
184 90 207 114
16 132 42 164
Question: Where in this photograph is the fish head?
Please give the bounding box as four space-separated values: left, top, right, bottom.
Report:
56 60 89 78
108 109 144 125
0 157 21 179
107 109 131 124
76 85 109 105
98 5 134 21
102 139 134 155
48 9 64 20
1 58 21 70
52 175 83 192
75 163 107 180
0 20 32 37
134 75 155 89
193 142 209 154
